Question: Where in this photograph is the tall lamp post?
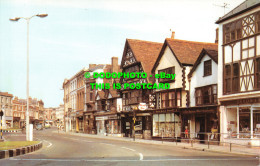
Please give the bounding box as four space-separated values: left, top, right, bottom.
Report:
9 14 48 141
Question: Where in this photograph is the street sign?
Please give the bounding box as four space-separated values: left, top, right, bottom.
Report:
0 110 3 117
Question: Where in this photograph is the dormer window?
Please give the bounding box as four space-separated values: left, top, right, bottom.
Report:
158 67 175 83
204 60 212 76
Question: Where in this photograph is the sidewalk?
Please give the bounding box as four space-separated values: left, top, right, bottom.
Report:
55 130 260 157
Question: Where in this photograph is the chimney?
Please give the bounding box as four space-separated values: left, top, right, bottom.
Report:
215 28 219 44
112 57 119 73
89 64 97 69
171 31 175 39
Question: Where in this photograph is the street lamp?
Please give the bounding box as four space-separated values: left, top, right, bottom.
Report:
9 14 48 141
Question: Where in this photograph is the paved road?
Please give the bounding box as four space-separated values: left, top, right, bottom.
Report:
0 128 259 166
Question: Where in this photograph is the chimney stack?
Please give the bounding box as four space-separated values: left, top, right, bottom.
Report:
171 31 175 39
112 57 119 73
89 64 97 69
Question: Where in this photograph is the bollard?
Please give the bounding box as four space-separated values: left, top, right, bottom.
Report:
208 134 210 149
191 139 193 147
230 143 232 152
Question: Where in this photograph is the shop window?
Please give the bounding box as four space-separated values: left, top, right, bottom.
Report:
204 60 212 76
153 113 181 137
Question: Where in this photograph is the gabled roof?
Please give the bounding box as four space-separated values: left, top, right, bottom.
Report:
121 39 163 82
108 89 118 98
152 38 218 72
188 49 218 78
96 91 105 100
216 0 260 24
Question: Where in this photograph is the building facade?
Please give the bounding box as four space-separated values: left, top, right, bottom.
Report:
152 35 218 139
216 0 260 146
187 49 219 141
0 92 13 129
120 39 163 139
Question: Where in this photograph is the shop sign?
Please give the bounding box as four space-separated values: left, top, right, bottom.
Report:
108 115 118 120
95 116 108 121
138 103 147 111
221 97 260 105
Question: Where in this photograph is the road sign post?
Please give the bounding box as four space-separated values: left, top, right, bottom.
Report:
0 110 4 140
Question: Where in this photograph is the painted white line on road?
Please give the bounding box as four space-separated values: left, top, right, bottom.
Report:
100 143 115 146
121 147 136 152
139 153 143 160
9 158 257 162
43 140 52 148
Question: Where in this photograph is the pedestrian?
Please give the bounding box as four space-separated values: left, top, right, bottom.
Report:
185 126 189 139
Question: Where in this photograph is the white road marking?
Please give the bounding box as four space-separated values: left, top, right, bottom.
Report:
139 153 143 160
9 158 257 162
43 140 52 148
121 147 136 152
100 143 115 146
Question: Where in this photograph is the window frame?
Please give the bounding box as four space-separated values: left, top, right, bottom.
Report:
204 60 212 76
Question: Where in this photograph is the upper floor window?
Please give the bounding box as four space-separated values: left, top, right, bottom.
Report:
204 60 212 76
160 91 180 108
158 67 175 83
224 64 231 93
232 63 240 92
256 58 260 89
195 85 217 106
224 20 242 44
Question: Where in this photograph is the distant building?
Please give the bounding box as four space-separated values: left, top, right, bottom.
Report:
0 92 13 129
55 104 64 126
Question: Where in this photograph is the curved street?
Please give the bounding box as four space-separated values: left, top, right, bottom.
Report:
0 128 258 166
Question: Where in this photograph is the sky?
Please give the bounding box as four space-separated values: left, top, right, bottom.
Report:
0 0 245 107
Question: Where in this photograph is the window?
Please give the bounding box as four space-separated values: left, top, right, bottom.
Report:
195 85 217 106
161 91 177 108
203 86 212 104
224 65 231 93
158 67 175 83
204 60 212 76
195 89 202 105
256 58 260 89
90 92 93 101
233 63 240 92
223 20 242 44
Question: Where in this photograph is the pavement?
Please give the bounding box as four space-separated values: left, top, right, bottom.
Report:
56 130 260 157
0 127 259 166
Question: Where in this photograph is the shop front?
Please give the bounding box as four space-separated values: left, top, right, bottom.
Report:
152 110 181 138
76 111 84 133
95 114 122 137
181 107 219 142
84 111 96 134
220 98 260 146
121 111 152 139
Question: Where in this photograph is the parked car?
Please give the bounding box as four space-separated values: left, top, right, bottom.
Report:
45 123 51 129
36 124 43 130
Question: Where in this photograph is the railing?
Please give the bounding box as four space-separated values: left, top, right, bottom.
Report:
160 132 260 153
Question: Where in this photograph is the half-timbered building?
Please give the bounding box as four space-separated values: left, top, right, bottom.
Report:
216 0 260 146
152 35 217 139
120 39 163 139
187 48 219 141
